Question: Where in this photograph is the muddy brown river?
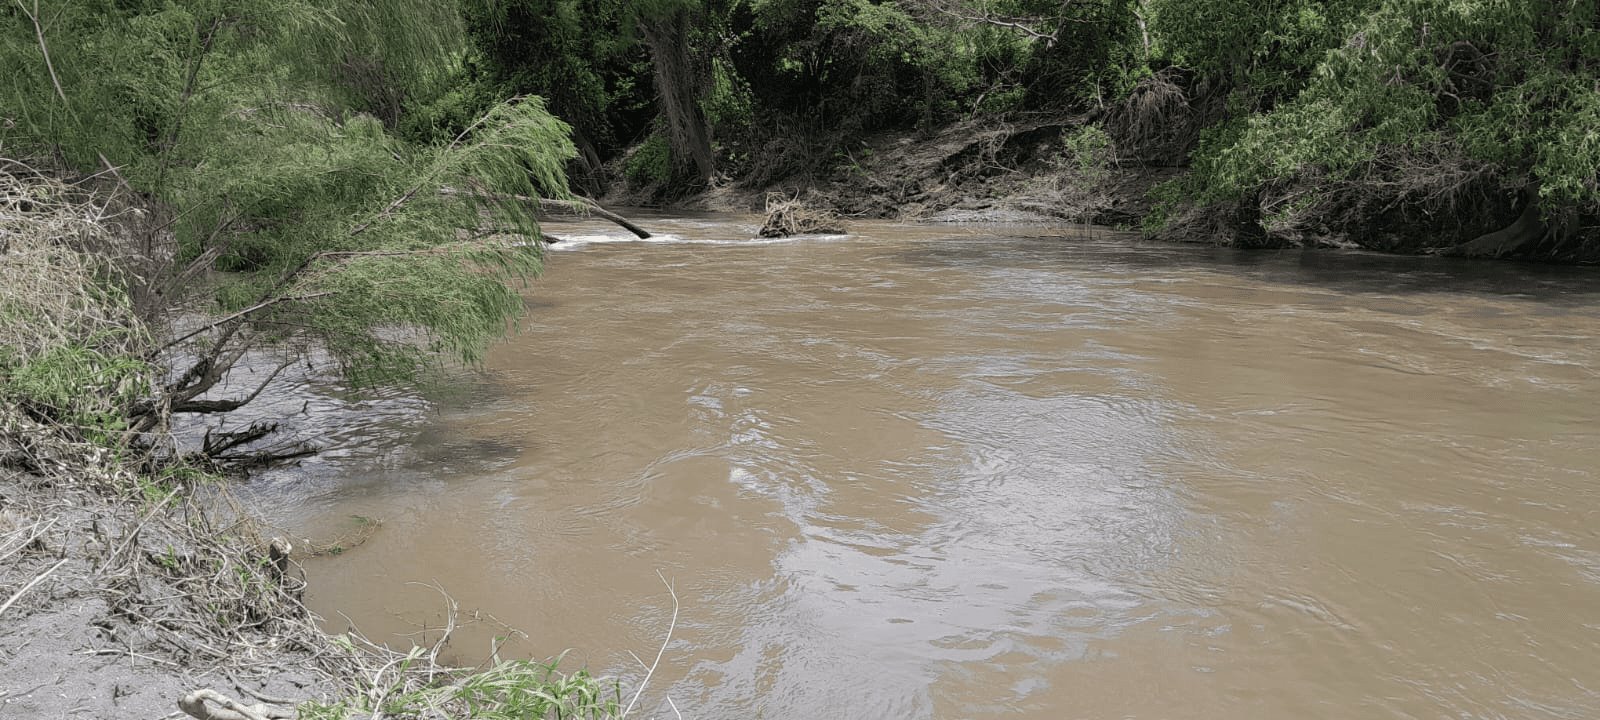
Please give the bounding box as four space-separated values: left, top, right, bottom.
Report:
252 215 1600 719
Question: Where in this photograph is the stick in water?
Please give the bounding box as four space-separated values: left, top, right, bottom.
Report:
622 570 680 718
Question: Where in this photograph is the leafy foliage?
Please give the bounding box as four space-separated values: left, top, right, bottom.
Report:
1161 0 1600 254
2 0 578 414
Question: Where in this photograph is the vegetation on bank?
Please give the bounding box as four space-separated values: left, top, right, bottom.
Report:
1 0 1595 714
0 2 652 717
439 0 1600 260
3 3 1597 450
0 162 655 719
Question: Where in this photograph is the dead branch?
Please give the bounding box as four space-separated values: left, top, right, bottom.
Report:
921 0 1101 48
0 557 68 618
178 689 292 720
201 422 277 456
207 439 318 469
439 187 653 238
174 358 292 416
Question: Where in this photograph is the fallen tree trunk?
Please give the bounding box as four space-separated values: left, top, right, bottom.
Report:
440 188 651 239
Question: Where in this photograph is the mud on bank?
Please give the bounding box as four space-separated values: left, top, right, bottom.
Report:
0 403 332 718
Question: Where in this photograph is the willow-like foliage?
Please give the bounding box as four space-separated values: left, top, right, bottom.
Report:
2 0 576 403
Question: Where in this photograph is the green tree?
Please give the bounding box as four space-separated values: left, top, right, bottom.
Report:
459 0 651 192
2 0 577 457
1161 0 1600 258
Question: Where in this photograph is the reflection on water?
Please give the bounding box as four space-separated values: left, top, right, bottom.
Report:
246 215 1600 719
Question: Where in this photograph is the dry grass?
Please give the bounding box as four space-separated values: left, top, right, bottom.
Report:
0 158 146 368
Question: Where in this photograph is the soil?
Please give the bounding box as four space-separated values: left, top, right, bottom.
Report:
0 409 331 719
656 116 1182 228
0 584 319 719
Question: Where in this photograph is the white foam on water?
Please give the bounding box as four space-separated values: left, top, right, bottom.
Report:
546 231 850 250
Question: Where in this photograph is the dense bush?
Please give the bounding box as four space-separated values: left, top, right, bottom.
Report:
2 0 578 450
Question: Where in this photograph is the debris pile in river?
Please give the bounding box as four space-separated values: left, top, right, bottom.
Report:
759 193 847 238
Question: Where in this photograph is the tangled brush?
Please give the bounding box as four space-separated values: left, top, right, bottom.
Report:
758 193 846 238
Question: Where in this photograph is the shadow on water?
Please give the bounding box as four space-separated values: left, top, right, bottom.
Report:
898 234 1600 306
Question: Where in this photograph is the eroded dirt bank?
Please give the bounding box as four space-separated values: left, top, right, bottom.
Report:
0 405 329 718
676 116 1173 228
623 116 1600 264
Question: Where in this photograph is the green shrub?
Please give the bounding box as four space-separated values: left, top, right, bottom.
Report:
625 132 674 186
3 343 149 435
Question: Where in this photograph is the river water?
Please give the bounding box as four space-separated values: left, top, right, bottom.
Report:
252 214 1600 719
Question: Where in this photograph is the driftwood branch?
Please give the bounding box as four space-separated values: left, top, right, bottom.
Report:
539 197 654 239
202 422 278 456
439 187 652 239
177 357 292 417
178 689 293 720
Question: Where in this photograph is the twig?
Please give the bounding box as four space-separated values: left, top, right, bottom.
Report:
622 570 679 719
87 647 183 667
0 517 55 565
0 558 69 618
17 0 67 104
404 581 461 683
350 99 519 237
156 292 332 354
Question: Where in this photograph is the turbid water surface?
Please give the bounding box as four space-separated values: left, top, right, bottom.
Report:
250 214 1600 719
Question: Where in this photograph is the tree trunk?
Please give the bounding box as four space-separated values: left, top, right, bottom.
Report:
570 128 607 197
1444 186 1544 258
638 9 715 186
